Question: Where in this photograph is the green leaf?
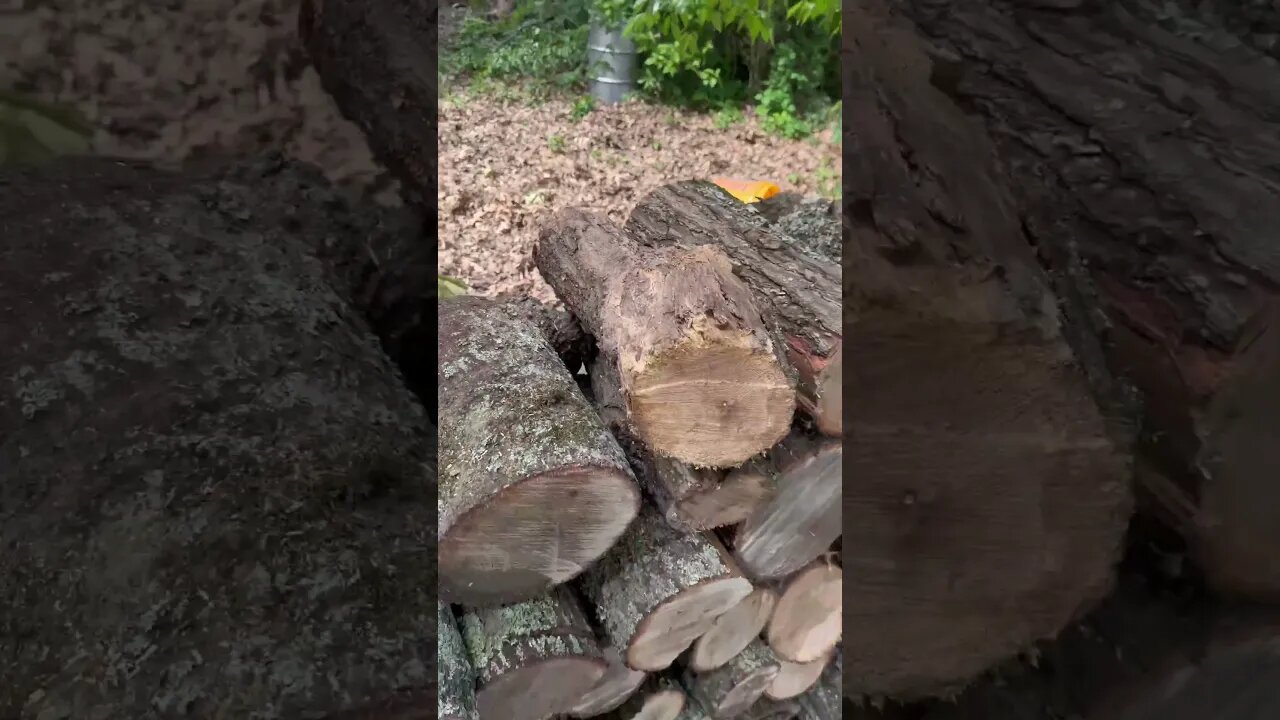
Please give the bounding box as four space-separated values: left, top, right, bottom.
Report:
437 275 468 299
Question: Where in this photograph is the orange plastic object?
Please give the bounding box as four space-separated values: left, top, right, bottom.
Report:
712 177 780 204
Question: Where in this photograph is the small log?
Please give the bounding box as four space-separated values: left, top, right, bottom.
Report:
439 603 480 720
567 646 649 717
690 586 779 672
732 435 842 580
685 639 782 719
579 504 754 671
743 697 802 720
767 561 842 664
535 208 795 467
459 586 607 720
592 358 776 531
604 676 688 720
625 181 842 436
438 295 640 605
766 653 832 701
794 653 841 720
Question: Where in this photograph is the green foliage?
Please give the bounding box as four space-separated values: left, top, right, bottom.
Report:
0 90 93 166
570 95 596 121
713 105 744 129
547 133 568 152
442 0 593 91
438 275 468 299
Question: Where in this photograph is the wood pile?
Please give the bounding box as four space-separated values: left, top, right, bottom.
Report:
436 184 844 720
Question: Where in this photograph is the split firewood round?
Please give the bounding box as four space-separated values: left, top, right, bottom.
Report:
767 561 842 663
438 603 480 720
732 435 842 580
766 652 831 701
567 646 649 718
685 639 782 719
591 359 777 531
579 505 754 671
535 208 795 467
625 180 842 437
459 586 607 720
690 586 779 672
438 295 640 605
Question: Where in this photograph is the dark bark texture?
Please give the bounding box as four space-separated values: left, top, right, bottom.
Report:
862 0 1280 597
0 157 436 719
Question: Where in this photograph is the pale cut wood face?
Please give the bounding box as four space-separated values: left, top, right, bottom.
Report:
693 587 779 672
768 564 843 664
476 656 605 720
767 655 830 700
632 690 687 720
717 667 781 718
629 576 754 671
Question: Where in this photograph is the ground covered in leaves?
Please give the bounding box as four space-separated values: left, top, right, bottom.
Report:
438 86 842 301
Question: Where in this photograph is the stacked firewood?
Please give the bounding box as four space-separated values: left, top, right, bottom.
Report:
436 182 843 720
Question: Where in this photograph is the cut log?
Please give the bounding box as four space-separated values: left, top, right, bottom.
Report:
889 0 1280 602
685 639 782 719
732 434 843 580
691 586 780 672
603 676 689 720
579 504 754 671
793 653 842 720
439 603 480 720
0 157 436 718
499 294 594 373
767 561 842 664
742 697 802 720
591 358 777 531
458 586 607 720
535 208 795 467
567 646 649 717
766 653 832 701
838 0 1135 697
437 295 639 605
625 181 841 436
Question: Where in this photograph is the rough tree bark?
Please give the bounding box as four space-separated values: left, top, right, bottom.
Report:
500 294 594 372
439 603 480 720
879 0 1280 601
437 295 639 606
766 653 831 702
536 208 795 467
839 0 1136 698
626 181 843 437
0 157 436 719
684 639 782 719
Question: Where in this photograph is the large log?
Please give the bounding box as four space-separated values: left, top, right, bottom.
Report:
838 0 1134 697
0 157 435 719
439 603 480 720
578 505 754 672
625 181 842 436
536 208 795 467
885 0 1280 600
437 295 639 606
458 586 607 720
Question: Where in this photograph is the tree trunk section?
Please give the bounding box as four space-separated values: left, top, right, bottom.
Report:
567 645 649 717
626 181 842 436
732 434 843 580
592 358 777 531
839 0 1136 697
684 639 782 719
0 157 435 719
439 603 481 720
691 586 780 672
297 0 437 218
500 294 594 373
536 208 795 467
578 504 754 672
458 586 607 720
767 561 842 664
882 0 1280 601
753 193 842 264
437 295 639 606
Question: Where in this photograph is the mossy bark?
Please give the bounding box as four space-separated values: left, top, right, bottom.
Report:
458 586 602 685
684 639 782 718
0 157 435 719
795 652 842 719
438 603 480 720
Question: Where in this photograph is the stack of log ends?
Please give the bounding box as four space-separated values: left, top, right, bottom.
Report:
459 587 607 720
732 435 842 580
439 603 480 720
625 180 842 437
767 562 841 664
691 587 779 672
685 640 782 719
437 295 639 605
567 647 650 718
579 506 754 671
591 359 777 532
535 207 795 467
765 653 831 701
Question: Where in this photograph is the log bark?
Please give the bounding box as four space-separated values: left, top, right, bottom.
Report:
458 586 607 720
752 193 842 264
625 181 842 436
766 561 842 664
500 294 594 373
567 646 649 717
439 603 481 720
297 0 437 218
0 157 435 719
578 504 754 671
743 697 802 720
691 586 780 672
437 295 639 606
882 0 1280 601
684 639 782 719
536 208 795 467
731 434 843 580
592 358 777 531
839 0 1136 697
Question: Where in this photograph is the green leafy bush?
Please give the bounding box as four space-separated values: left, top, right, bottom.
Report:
0 90 93 166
